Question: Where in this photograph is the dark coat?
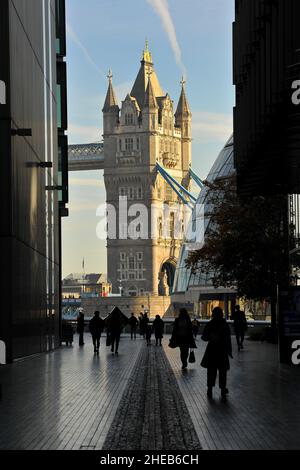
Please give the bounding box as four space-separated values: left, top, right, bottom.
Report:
139 315 149 335
77 315 85 333
169 316 197 349
89 316 105 336
232 311 248 333
201 318 232 371
153 318 164 338
105 307 128 333
128 316 138 328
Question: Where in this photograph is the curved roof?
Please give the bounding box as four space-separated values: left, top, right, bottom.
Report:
173 135 234 294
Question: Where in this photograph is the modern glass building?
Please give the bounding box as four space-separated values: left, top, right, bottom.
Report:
172 136 236 317
0 0 68 363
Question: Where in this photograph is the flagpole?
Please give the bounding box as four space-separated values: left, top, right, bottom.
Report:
82 257 85 297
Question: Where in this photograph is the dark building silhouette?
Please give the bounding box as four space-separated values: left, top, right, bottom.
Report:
233 0 300 196
0 0 68 363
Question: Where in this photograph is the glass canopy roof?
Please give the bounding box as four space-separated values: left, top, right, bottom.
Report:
173 135 234 294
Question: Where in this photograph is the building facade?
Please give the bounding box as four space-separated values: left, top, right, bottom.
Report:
103 44 192 297
0 0 68 363
233 0 300 196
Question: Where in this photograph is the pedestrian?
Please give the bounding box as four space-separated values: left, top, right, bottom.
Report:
89 311 105 353
169 308 197 370
145 322 153 346
141 312 149 339
138 312 144 337
232 305 248 351
128 312 138 340
192 317 200 339
77 311 85 346
201 306 233 399
153 315 164 346
106 307 128 354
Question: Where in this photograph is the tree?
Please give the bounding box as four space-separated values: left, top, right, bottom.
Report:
186 175 292 325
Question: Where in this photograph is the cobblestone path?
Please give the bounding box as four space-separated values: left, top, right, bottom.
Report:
102 344 201 451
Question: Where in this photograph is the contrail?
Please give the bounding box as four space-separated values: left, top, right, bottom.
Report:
66 23 107 80
147 0 187 77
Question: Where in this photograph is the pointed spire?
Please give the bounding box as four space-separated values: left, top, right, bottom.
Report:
143 71 158 110
102 69 119 112
131 42 163 109
175 76 191 119
142 38 153 63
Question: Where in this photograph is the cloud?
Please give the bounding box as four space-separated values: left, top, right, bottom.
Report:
115 81 134 102
192 111 233 144
67 202 100 213
147 0 187 77
69 178 105 188
68 124 102 144
67 23 106 80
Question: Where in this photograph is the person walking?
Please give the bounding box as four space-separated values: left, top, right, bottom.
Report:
153 315 164 346
169 308 197 370
145 322 153 346
201 306 233 399
141 312 149 339
106 307 128 355
138 312 144 337
77 311 85 346
232 305 248 351
89 311 105 353
128 313 138 340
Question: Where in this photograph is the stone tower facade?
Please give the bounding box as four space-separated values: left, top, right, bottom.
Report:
103 43 192 297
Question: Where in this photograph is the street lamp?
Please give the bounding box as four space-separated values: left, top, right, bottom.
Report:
118 279 123 297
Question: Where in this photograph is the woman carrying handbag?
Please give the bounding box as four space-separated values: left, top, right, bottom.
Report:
169 308 197 370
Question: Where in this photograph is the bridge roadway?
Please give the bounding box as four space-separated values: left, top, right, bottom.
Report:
68 143 104 171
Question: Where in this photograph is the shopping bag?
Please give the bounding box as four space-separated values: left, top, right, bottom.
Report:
189 349 196 363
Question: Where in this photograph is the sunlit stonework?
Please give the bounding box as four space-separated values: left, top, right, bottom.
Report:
102 42 192 300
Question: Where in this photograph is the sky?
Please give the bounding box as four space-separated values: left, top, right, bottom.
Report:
62 0 235 278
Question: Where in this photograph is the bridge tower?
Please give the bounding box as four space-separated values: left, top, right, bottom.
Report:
103 43 192 298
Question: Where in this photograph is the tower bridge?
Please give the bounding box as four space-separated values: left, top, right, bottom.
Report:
67 42 194 311
68 142 104 171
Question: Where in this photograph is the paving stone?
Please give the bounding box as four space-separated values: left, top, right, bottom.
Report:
1 334 300 450
102 344 201 451
164 337 300 450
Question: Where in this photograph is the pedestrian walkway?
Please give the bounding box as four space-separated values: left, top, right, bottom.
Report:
164 338 300 450
0 334 300 450
103 344 200 450
0 336 143 450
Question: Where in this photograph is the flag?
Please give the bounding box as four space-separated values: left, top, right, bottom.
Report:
82 258 85 271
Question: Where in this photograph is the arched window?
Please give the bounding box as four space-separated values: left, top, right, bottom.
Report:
125 113 134 125
169 212 175 238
